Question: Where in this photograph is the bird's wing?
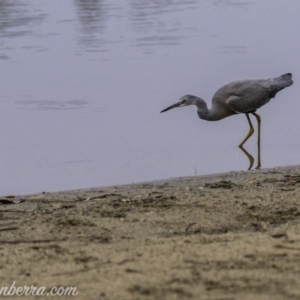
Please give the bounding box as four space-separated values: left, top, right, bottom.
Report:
214 81 270 114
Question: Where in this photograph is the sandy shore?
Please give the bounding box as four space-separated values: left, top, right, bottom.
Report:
1 165 300 299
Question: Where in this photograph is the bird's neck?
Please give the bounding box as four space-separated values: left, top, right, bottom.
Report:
195 98 223 121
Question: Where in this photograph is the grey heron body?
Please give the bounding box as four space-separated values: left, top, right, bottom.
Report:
161 73 293 169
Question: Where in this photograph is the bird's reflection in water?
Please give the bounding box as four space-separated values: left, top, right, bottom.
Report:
239 143 260 170
238 112 261 170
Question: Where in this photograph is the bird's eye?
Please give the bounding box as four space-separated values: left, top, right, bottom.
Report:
182 99 187 104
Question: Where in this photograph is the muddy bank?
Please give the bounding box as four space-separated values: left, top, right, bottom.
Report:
1 165 300 299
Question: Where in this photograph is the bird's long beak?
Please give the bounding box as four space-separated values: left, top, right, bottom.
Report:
160 102 183 113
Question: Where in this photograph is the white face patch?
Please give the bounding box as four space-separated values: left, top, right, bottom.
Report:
178 101 188 107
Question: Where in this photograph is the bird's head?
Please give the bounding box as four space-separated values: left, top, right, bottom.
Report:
160 95 196 113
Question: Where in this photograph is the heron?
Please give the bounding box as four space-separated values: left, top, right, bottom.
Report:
161 73 293 170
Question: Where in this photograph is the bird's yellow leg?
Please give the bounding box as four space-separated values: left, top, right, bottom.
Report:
239 113 255 147
252 112 261 169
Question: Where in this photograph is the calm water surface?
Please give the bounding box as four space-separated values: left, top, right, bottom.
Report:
0 0 299 195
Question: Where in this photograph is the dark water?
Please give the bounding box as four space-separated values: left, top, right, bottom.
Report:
0 0 299 195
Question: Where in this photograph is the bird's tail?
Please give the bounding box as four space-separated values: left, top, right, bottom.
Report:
267 73 293 98
273 73 293 88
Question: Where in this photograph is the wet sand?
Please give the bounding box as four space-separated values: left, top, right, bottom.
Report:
1 166 300 300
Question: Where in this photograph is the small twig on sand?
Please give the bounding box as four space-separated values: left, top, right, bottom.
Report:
0 238 67 244
0 227 19 232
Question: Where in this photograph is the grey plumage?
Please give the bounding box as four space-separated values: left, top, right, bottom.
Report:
161 73 293 169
